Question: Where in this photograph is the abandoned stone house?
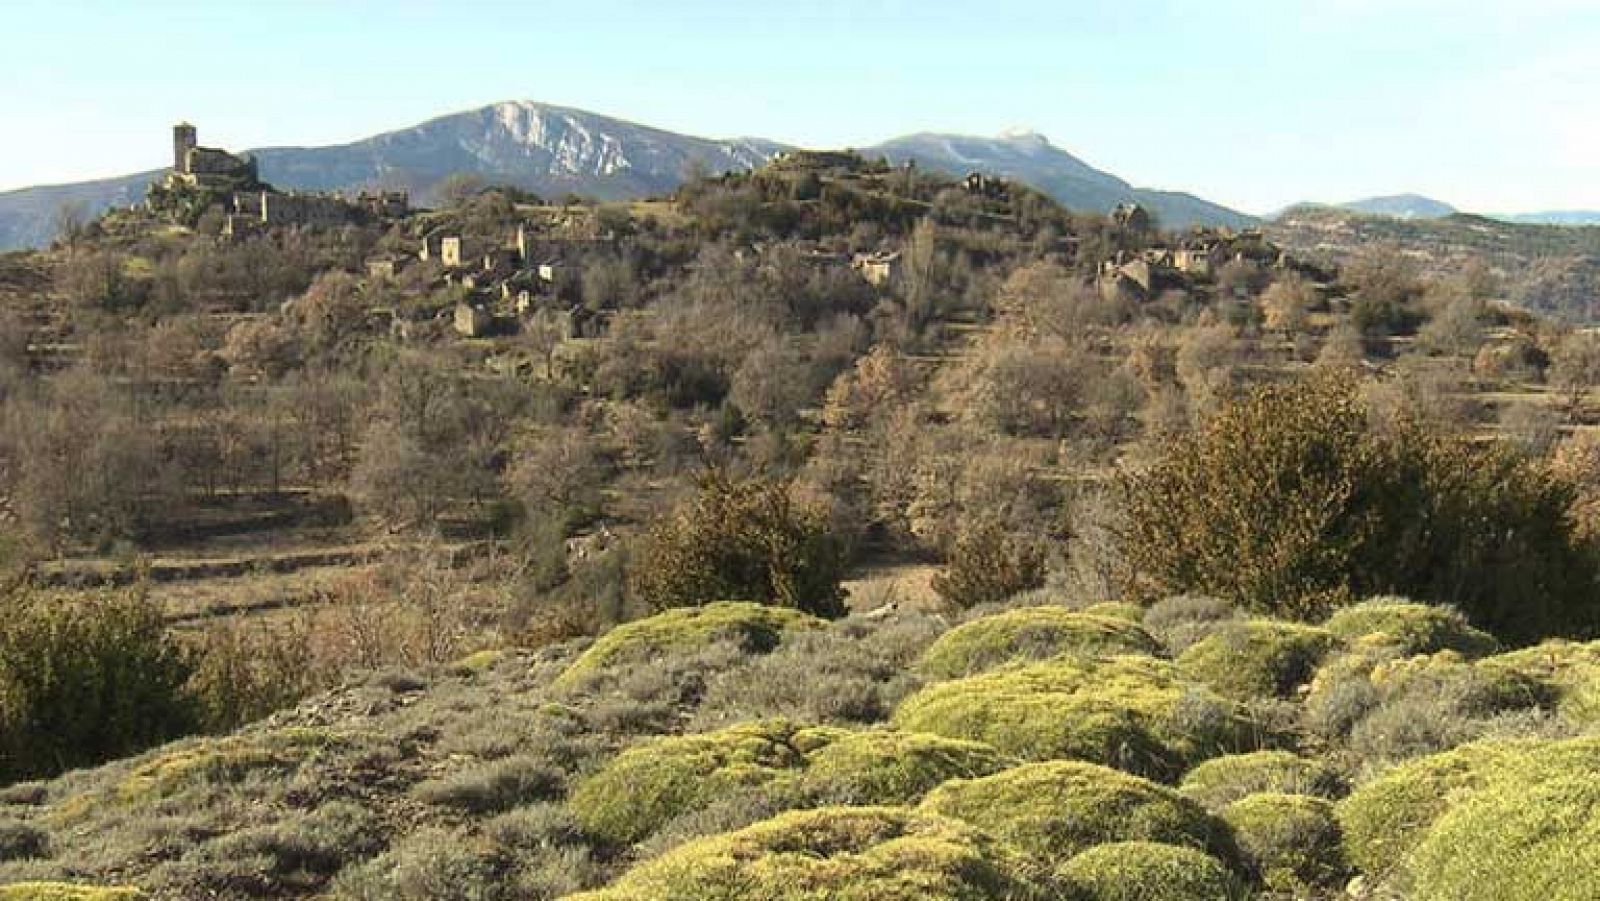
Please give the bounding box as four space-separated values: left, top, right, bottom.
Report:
357 191 410 219
1111 202 1153 232
441 236 466 268
224 190 362 237
1099 255 1154 303
170 123 261 191
367 254 407 280
453 302 493 338
963 172 1007 199
171 124 394 237
525 304 595 342
852 251 903 289
1172 243 1225 278
773 150 866 173
536 260 570 284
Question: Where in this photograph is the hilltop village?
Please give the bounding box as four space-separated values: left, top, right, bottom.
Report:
109 125 1336 362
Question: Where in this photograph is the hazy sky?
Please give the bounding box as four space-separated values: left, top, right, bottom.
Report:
2 0 1596 215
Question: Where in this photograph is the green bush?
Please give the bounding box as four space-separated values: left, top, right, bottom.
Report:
101 727 345 810
1302 641 1551 766
330 826 511 901
1408 761 1600 900
1179 750 1345 809
554 602 824 689
1056 842 1245 901
0 589 198 783
1344 651 1550 764
1335 738 1541 879
1141 595 1239 655
1221 793 1349 894
691 613 942 725
1080 602 1145 623
569 721 1011 847
1117 375 1600 644
175 800 385 894
1338 736 1600 892
565 806 1052 900
892 655 1258 781
917 607 1162 680
412 755 565 814
797 730 1012 805
568 719 823 846
1176 620 1338 700
921 760 1237 866
1323 598 1499 658
0 820 49 861
930 518 1046 610
629 472 849 618
1479 639 1600 726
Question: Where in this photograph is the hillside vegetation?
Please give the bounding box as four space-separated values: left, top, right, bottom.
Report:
2 149 1600 898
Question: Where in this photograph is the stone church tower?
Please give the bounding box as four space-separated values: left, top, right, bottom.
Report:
173 122 197 174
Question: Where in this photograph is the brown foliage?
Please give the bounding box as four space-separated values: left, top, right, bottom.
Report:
630 471 848 618
1117 374 1600 642
930 517 1047 610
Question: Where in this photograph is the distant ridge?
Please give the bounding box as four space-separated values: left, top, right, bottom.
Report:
0 102 1254 250
1498 211 1600 227
867 130 1256 231
1339 194 1458 220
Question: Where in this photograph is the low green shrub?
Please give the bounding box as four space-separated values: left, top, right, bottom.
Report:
1408 762 1600 900
172 800 385 894
1056 841 1245 901
797 730 1012 805
330 826 511 901
1141 595 1240 655
1176 620 1338 700
564 806 1051 900
413 755 565 814
0 589 198 783
554 602 824 689
1339 736 1600 892
629 472 849 618
1479 639 1600 726
1345 651 1552 763
691 613 943 726
917 607 1162 680
1336 738 1541 879
1303 646 1394 738
1079 602 1145 623
921 760 1237 866
100 727 342 811
568 719 822 846
569 720 1010 847
892 656 1258 781
1323 598 1499 658
1221 793 1348 894
0 820 49 861
1179 750 1345 809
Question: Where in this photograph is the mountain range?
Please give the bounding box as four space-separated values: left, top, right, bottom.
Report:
6 101 1596 251
1338 194 1459 219
870 130 1255 231
1296 194 1600 227
0 101 1254 251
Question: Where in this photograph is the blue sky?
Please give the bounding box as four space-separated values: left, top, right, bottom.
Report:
2 0 1596 215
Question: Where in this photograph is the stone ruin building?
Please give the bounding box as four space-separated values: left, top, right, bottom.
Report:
160 123 408 237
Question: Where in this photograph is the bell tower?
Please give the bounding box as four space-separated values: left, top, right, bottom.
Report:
173 122 197 174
